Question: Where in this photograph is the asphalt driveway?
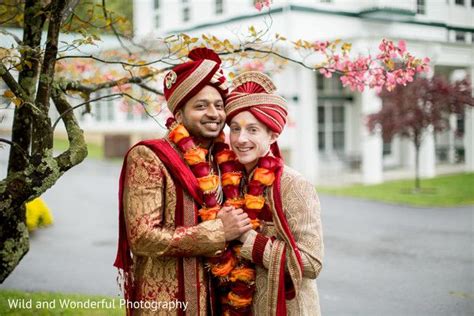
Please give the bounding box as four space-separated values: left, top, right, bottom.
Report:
1 158 472 315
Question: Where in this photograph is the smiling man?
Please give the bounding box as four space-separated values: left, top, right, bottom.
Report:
114 48 252 316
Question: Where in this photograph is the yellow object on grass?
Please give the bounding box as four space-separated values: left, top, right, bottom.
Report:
26 198 54 231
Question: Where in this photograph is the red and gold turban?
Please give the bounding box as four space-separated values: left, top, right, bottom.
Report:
164 48 229 114
226 71 288 134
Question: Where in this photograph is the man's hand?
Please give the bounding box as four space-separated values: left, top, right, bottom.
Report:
217 206 252 241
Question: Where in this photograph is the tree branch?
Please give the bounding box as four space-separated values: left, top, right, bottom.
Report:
101 0 132 56
51 88 87 173
0 138 30 162
60 71 159 94
0 62 32 103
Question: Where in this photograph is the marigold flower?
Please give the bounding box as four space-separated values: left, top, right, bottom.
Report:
203 192 218 207
250 219 261 230
216 149 237 164
225 198 245 208
198 174 219 192
230 280 255 297
183 147 207 165
253 167 275 186
177 136 195 152
257 156 279 171
227 291 252 308
168 124 189 143
216 131 226 143
211 255 237 277
199 206 220 221
247 180 265 196
191 162 210 178
222 172 242 186
244 194 265 210
229 267 256 283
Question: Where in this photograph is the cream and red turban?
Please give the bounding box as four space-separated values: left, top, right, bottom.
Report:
164 48 229 114
226 71 288 134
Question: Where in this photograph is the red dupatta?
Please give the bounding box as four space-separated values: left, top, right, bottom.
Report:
113 139 203 315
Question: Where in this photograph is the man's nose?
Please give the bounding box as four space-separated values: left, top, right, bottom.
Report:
237 131 249 143
206 104 219 118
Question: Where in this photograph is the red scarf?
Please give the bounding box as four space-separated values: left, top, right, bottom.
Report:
271 156 304 316
113 139 203 315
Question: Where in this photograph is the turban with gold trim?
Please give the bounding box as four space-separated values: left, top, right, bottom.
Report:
226 71 288 134
164 48 229 114
226 71 288 158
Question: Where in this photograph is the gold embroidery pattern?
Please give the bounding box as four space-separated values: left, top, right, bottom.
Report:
123 145 225 315
242 166 323 315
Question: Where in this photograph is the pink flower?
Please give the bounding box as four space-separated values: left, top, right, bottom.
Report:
397 40 407 54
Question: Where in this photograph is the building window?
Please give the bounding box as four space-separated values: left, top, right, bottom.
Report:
182 0 190 22
455 31 466 42
417 0 425 14
153 0 160 28
216 0 224 14
455 0 464 4
317 102 345 155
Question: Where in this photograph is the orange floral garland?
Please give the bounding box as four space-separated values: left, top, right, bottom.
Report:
211 153 278 315
166 118 277 315
166 118 224 219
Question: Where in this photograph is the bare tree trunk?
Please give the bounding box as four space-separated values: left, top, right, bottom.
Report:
414 141 421 191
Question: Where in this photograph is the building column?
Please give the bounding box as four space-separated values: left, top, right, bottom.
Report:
447 114 457 163
293 68 318 184
361 89 383 184
464 67 474 172
419 125 436 178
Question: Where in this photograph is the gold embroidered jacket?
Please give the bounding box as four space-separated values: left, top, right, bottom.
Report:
240 165 324 316
123 145 226 315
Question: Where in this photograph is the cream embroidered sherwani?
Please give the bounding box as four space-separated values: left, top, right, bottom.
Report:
240 166 324 316
123 145 226 315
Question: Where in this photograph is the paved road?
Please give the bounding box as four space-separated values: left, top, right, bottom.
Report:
1 158 473 315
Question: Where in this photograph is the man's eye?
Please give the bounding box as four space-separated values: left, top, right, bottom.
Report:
215 103 224 110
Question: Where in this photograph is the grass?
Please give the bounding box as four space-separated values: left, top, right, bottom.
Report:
0 290 123 316
53 138 103 160
318 173 474 207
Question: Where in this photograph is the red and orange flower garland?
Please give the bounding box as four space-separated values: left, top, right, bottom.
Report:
166 119 278 315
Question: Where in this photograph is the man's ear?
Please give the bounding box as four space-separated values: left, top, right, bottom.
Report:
270 132 279 144
175 109 183 123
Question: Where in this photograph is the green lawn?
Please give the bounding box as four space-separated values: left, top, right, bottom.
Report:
0 290 123 315
318 173 474 207
53 138 103 160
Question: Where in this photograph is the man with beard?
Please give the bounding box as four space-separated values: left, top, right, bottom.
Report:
114 48 252 315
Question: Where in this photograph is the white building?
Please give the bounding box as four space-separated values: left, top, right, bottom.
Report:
2 1 473 185
131 0 474 185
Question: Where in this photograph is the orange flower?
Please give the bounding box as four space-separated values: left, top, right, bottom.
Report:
183 147 208 165
198 175 219 192
216 149 237 164
253 167 276 186
211 255 237 277
221 172 242 186
225 198 245 208
229 267 256 283
227 291 252 308
168 124 189 143
216 131 226 143
232 244 242 256
244 194 265 210
199 206 220 221
250 219 261 230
